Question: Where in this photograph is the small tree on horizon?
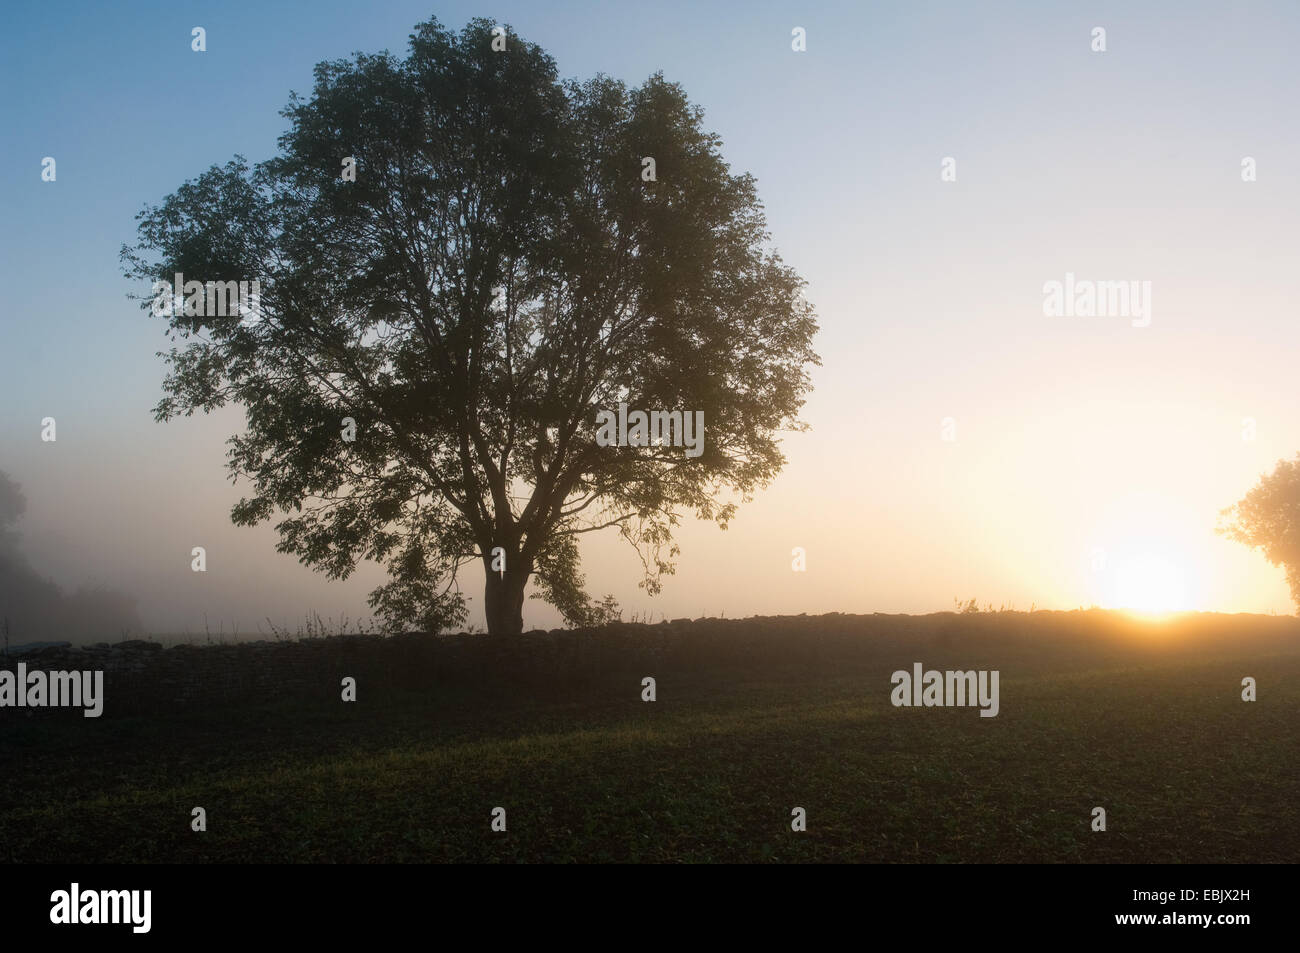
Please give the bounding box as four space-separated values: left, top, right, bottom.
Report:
121 17 819 636
1218 452 1300 613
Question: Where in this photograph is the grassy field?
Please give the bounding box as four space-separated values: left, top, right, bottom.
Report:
2 612 1297 863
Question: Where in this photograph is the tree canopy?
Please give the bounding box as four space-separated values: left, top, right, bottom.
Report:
1219 453 1300 611
122 17 819 635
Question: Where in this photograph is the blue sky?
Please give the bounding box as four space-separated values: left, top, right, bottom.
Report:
4 1 1300 633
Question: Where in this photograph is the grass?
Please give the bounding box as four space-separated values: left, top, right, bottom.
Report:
1 614 1297 863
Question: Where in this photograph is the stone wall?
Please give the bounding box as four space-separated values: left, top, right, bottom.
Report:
4 611 1295 719
0 624 687 717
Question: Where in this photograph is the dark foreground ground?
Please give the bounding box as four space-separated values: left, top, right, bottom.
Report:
1 610 1296 863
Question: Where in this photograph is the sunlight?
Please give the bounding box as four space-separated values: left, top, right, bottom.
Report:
1110 553 1189 614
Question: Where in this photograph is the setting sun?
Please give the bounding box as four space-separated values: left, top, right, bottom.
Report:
1110 553 1190 614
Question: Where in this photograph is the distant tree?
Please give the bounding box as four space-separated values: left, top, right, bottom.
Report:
0 471 143 641
1218 453 1300 611
121 17 819 636
0 471 26 555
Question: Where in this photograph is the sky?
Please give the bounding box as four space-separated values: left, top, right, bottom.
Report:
3 0 1299 636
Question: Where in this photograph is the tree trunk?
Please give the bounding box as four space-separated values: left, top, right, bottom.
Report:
483 558 529 635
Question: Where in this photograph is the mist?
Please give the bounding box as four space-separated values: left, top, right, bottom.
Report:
0 469 143 644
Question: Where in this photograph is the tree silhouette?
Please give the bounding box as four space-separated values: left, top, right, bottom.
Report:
0 471 143 642
1219 452 1300 611
122 17 818 635
0 470 26 555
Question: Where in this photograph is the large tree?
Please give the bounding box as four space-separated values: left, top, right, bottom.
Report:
1219 453 1300 612
122 17 818 635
